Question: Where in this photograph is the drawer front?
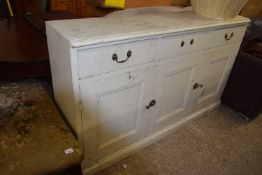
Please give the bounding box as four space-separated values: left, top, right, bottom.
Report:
209 26 247 48
157 32 210 61
78 40 156 78
156 26 246 61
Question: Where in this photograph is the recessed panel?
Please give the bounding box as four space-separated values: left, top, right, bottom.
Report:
97 84 142 149
158 68 192 122
200 58 228 100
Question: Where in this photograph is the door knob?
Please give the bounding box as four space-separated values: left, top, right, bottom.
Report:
181 41 185 47
190 39 194 45
193 83 204 90
146 100 156 109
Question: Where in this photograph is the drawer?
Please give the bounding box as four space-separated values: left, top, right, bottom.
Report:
78 39 157 78
156 25 247 61
209 26 247 48
157 31 210 61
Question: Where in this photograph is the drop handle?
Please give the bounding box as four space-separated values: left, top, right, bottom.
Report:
112 50 132 63
146 100 156 109
225 32 234 41
193 83 204 90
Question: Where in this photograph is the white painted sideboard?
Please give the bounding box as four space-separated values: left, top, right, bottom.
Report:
46 9 249 174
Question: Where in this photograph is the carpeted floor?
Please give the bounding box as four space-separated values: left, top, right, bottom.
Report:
95 106 262 175
0 82 82 175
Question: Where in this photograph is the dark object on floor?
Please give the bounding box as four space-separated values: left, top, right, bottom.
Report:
222 17 262 120
54 165 83 175
24 11 78 36
0 12 78 82
0 81 82 175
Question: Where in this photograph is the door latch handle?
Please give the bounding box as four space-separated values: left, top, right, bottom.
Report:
193 83 204 90
146 100 156 109
225 32 234 41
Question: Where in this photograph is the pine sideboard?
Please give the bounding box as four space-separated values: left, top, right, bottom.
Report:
46 8 250 174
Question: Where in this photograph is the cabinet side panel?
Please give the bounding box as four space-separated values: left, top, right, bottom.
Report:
46 24 78 133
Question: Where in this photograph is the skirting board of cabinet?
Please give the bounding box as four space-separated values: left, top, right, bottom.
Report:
82 101 221 175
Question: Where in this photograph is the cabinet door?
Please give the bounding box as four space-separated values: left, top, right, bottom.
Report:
191 44 240 112
149 54 198 133
80 67 154 166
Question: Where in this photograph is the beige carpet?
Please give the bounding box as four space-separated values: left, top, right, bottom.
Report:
96 106 262 175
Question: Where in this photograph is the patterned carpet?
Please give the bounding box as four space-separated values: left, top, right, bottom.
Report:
0 81 82 175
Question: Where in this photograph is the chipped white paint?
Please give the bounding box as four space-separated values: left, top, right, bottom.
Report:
46 8 249 175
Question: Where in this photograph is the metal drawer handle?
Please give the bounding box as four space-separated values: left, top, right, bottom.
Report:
112 50 132 63
225 32 234 41
146 100 156 109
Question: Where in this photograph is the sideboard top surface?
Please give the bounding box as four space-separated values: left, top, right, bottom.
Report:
46 9 250 48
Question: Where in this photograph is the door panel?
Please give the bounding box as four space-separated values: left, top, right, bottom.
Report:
97 83 141 150
192 44 240 112
80 67 154 166
150 54 198 132
157 68 192 121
